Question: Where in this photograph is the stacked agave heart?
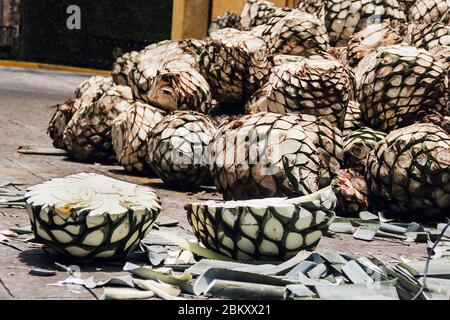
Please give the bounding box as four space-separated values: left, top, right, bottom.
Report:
46 0 450 261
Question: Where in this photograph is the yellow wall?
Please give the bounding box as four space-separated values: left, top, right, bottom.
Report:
212 0 296 17
171 0 298 40
171 0 210 40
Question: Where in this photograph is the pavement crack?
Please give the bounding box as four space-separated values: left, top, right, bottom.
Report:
0 276 14 298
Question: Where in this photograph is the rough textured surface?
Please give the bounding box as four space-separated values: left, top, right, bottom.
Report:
368 123 450 219
146 111 217 188
356 44 448 132
0 66 428 300
255 9 330 57
324 0 406 45
209 12 242 35
408 0 450 23
112 102 166 175
247 55 354 128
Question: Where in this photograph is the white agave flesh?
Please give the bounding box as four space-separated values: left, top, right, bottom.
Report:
25 173 161 259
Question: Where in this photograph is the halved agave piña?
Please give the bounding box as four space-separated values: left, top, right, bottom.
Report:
25 173 161 260
186 187 336 261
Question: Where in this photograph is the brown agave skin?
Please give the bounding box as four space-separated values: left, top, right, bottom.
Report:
256 9 330 57
74 76 114 104
112 51 139 87
296 0 326 15
331 169 370 216
146 111 217 188
409 0 450 23
398 0 416 13
411 22 450 51
210 112 322 200
112 102 166 175
146 68 213 114
211 114 242 129
209 12 242 35
63 86 133 163
48 98 89 149
324 0 406 46
343 126 387 174
347 23 410 68
356 45 448 133
240 0 280 31
297 114 344 188
367 123 450 219
129 39 205 104
343 101 365 136
246 55 354 128
199 28 272 104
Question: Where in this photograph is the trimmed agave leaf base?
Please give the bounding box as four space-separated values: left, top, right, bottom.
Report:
27 206 156 260
25 173 161 260
186 187 337 262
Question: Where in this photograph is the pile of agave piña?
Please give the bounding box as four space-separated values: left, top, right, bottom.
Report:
44 0 450 261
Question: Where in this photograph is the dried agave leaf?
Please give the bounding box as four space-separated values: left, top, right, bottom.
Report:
204 279 286 300
9 226 33 235
329 222 355 234
96 275 135 288
420 277 450 300
341 260 372 285
156 216 180 227
307 263 328 279
286 284 316 298
104 287 155 300
133 279 185 300
123 262 194 294
152 229 235 262
187 251 311 276
29 268 56 277
353 226 379 241
359 211 379 221
194 268 291 296
398 259 450 278
283 271 333 286
140 243 168 266
315 282 399 300
187 259 262 276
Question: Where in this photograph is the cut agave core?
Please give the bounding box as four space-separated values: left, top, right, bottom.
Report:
186 187 337 262
25 173 161 259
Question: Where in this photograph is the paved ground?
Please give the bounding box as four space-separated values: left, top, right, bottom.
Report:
0 66 428 300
